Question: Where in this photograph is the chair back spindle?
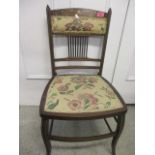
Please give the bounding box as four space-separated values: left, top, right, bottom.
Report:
68 36 88 58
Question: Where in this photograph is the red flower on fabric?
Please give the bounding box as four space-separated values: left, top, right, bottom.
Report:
96 12 105 17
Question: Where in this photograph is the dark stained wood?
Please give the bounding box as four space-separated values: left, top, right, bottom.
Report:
50 8 108 17
114 116 118 123
55 66 100 70
54 57 101 62
112 114 125 155
49 132 116 142
46 6 56 76
104 118 113 133
98 8 112 75
41 107 126 120
41 118 51 155
49 119 54 135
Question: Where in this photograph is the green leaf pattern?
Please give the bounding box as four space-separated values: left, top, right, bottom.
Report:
48 100 59 110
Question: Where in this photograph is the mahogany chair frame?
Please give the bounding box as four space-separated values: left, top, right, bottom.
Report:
40 5 127 155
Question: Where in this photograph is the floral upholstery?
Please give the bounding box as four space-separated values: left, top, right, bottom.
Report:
51 16 107 34
44 75 123 113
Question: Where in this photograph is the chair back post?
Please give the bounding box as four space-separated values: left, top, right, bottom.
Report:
46 5 57 76
98 8 112 75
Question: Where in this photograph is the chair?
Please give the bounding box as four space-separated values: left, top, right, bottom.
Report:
40 5 127 155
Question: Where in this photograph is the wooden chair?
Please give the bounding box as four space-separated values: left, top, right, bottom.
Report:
40 5 127 155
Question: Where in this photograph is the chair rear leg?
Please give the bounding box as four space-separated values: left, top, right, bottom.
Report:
41 118 51 155
112 114 125 155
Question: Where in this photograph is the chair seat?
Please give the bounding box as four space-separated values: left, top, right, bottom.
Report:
42 75 126 116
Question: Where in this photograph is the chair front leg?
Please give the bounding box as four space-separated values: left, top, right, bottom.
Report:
112 114 125 155
41 118 51 155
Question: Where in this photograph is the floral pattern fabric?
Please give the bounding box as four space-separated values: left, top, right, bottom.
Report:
51 16 107 34
44 75 123 113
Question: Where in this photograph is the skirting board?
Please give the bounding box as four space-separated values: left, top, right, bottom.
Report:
27 74 52 80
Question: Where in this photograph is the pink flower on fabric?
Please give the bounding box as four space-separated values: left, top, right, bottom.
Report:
54 77 62 84
57 84 69 92
71 76 86 84
88 77 97 83
78 93 98 105
83 22 94 31
96 12 105 17
68 100 82 111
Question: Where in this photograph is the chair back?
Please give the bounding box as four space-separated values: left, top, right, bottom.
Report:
46 6 112 76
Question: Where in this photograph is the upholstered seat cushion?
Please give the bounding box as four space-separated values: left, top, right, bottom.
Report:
51 16 107 34
44 75 124 113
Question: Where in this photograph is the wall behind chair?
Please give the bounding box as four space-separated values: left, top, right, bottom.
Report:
19 0 132 105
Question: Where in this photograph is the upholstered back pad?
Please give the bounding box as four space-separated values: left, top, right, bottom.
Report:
51 15 107 35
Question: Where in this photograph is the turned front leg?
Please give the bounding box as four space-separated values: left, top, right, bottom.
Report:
41 118 51 155
112 114 125 155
